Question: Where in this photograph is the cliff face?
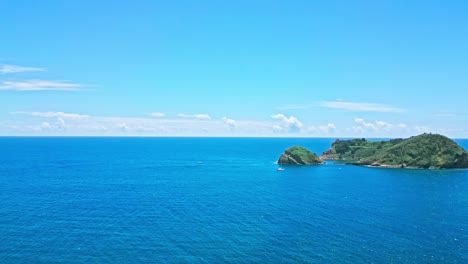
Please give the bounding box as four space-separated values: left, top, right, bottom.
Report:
278 146 323 165
321 133 468 169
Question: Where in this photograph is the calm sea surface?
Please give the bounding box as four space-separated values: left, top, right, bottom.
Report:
0 137 467 263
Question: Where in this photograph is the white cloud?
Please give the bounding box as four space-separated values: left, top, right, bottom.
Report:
349 126 365 134
376 121 388 127
433 113 467 117
354 118 377 130
56 117 67 130
194 114 211 120
118 123 128 132
178 113 211 120
351 118 408 134
319 123 336 133
150 112 165 117
271 113 303 132
345 118 467 137
305 123 336 135
307 126 317 132
11 111 89 119
0 64 45 74
222 117 237 129
272 125 284 133
321 101 406 113
40 122 52 130
0 80 86 91
276 105 309 110
434 113 456 117
354 118 396 131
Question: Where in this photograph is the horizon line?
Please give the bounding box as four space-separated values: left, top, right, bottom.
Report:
0 135 466 139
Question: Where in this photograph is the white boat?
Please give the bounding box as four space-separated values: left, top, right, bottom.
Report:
277 167 285 171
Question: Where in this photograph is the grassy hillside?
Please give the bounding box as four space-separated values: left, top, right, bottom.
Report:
321 133 468 169
360 134 468 168
278 146 323 165
322 138 403 160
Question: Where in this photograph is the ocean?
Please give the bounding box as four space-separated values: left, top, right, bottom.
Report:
0 137 467 263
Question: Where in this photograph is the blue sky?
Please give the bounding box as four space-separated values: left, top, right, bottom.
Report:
1 0 468 137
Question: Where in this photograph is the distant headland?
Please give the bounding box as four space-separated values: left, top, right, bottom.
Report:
321 133 468 169
279 133 468 169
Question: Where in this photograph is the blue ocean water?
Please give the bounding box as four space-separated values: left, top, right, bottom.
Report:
0 137 467 263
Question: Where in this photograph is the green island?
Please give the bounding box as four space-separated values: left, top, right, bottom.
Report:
320 133 468 169
278 146 324 165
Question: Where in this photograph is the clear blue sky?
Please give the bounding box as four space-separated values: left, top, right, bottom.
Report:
1 0 468 137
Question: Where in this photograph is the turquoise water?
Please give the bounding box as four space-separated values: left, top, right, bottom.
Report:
0 137 467 263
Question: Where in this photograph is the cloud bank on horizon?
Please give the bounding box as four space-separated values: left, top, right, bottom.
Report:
1 109 463 138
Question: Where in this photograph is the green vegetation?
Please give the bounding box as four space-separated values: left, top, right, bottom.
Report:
321 133 468 169
321 138 403 160
278 146 323 165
